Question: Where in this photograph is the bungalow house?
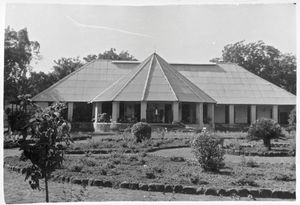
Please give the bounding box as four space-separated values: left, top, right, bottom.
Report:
32 53 296 131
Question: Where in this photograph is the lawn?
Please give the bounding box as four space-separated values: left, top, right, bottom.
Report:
5 150 295 192
4 129 296 194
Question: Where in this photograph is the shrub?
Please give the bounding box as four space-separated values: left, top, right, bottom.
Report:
189 174 209 185
240 157 259 168
288 107 296 131
69 164 84 172
110 122 119 131
273 174 295 181
232 177 258 187
170 156 185 162
145 171 155 179
80 157 98 167
98 113 110 123
247 118 285 150
172 121 185 128
191 132 225 172
131 122 152 143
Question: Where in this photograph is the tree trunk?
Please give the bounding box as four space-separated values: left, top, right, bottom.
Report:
45 172 49 202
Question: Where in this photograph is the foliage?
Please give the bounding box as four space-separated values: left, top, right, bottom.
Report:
52 57 84 81
273 173 295 182
8 47 138 97
240 156 259 168
288 107 296 131
191 132 225 172
247 118 285 150
211 40 296 94
6 94 35 134
98 113 110 122
97 48 137 61
131 122 152 143
17 95 72 202
232 177 259 187
4 27 40 101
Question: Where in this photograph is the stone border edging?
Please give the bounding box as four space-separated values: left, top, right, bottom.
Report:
5 164 295 200
225 149 295 157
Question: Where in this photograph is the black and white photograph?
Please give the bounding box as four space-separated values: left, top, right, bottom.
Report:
1 0 298 203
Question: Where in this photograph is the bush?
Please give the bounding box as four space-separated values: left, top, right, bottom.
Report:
191 132 225 172
69 164 84 172
110 122 119 131
247 118 285 150
288 107 296 131
273 174 295 182
131 122 152 143
98 113 110 123
232 177 258 187
240 157 259 168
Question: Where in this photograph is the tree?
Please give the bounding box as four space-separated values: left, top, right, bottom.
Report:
28 71 57 96
17 95 72 202
4 27 40 101
97 48 137 61
247 118 285 150
51 57 83 81
25 48 137 95
211 41 296 94
83 54 98 63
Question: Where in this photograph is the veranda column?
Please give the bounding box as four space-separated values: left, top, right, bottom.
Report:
207 103 215 128
251 105 256 123
178 103 182 122
272 105 278 122
196 103 204 128
112 101 120 122
173 102 179 122
210 104 215 128
94 102 102 123
67 102 74 122
229 104 235 124
140 101 147 121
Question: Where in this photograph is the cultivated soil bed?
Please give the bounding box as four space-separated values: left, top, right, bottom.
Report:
4 152 296 192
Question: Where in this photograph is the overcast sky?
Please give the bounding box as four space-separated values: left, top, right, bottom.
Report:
5 3 296 73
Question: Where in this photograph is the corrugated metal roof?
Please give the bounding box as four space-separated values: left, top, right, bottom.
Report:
32 54 296 105
174 63 295 105
91 53 216 103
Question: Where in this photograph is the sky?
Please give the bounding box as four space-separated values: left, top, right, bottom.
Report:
5 2 297 73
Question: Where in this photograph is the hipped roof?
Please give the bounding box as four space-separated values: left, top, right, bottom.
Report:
32 53 296 105
91 53 216 103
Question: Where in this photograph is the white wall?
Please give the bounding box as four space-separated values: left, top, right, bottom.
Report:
235 105 248 123
257 105 272 119
214 104 225 123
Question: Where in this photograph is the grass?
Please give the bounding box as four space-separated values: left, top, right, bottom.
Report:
5 151 295 191
68 132 192 153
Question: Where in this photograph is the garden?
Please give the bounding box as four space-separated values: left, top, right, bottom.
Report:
3 97 296 201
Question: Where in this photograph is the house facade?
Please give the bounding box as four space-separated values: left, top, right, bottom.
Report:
32 53 296 131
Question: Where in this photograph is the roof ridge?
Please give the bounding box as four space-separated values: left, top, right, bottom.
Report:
89 74 124 102
32 59 98 102
156 54 216 103
141 55 154 101
111 55 152 101
155 55 179 101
